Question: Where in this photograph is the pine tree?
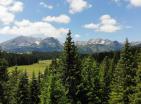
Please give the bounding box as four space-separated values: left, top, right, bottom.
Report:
50 60 70 104
102 56 111 104
61 30 82 103
38 71 42 98
7 67 20 104
30 72 40 104
109 39 137 104
0 58 9 104
17 71 30 104
133 66 141 104
40 60 70 104
123 39 137 104
40 67 52 104
81 56 101 104
110 52 119 79
109 58 124 104
133 51 141 104
38 71 41 85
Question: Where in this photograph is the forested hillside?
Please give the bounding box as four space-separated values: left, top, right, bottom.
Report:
0 31 141 104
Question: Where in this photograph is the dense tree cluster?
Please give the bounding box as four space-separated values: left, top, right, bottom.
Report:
0 51 61 66
0 31 141 104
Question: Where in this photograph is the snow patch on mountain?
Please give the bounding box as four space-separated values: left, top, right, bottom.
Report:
35 41 40 45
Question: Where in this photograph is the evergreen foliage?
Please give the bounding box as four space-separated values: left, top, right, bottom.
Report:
102 56 111 104
81 56 101 104
7 67 20 104
61 30 82 103
109 39 137 104
17 71 30 104
40 67 51 104
133 52 141 104
50 60 70 104
0 58 9 104
30 72 40 104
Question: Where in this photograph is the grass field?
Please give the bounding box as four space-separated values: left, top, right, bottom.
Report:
8 60 51 78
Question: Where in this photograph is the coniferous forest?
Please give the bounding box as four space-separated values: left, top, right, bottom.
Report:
0 31 141 104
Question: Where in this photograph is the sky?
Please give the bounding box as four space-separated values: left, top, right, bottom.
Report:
0 0 141 43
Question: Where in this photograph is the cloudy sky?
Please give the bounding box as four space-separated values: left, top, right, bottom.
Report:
0 0 141 42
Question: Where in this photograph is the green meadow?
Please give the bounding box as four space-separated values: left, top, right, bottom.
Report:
8 60 51 78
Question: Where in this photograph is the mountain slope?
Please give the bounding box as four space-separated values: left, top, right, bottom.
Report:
0 36 63 53
0 36 41 52
1 36 140 53
34 37 63 52
76 39 123 53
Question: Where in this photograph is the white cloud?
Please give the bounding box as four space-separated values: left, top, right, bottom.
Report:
67 0 92 14
0 0 13 6
110 0 141 7
43 14 71 24
40 2 53 9
84 23 99 29
0 0 23 24
0 1 68 39
0 6 15 24
9 1 23 13
0 19 68 38
130 0 141 7
83 14 121 33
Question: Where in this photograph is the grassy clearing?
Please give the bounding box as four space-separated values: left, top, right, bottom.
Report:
8 60 51 78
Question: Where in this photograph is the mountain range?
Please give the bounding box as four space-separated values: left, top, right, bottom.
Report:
0 36 140 54
0 36 63 53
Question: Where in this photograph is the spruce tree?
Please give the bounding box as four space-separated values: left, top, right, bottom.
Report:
81 56 101 104
50 60 70 104
123 39 137 104
30 72 40 104
0 58 9 104
38 71 41 98
17 71 30 104
61 30 82 103
40 60 70 104
102 56 111 104
109 39 137 104
133 65 141 104
110 52 119 79
7 67 20 104
133 52 141 104
38 71 41 85
40 67 52 104
109 58 124 104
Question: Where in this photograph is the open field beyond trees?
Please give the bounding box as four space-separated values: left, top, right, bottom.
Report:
8 60 51 78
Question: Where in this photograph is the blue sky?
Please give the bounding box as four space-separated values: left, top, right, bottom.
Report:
0 0 141 42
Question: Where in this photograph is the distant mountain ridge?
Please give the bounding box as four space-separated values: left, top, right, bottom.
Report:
76 39 123 54
0 36 141 53
0 36 63 53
